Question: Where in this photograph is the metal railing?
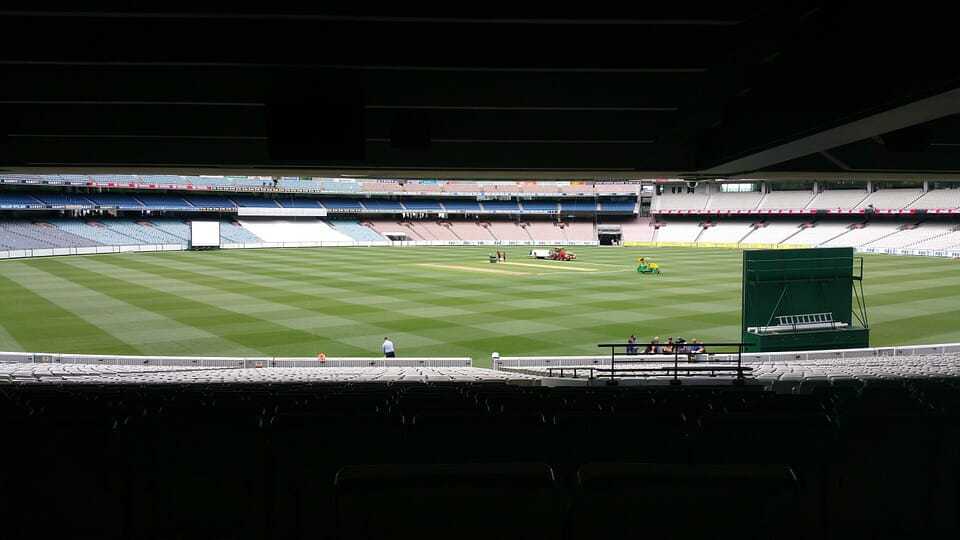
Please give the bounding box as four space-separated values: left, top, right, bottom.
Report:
595 342 748 385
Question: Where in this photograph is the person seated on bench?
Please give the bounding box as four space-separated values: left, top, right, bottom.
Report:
644 336 661 354
626 334 638 355
688 339 704 354
662 337 674 355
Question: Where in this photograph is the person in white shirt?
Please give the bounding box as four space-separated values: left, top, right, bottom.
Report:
382 337 396 358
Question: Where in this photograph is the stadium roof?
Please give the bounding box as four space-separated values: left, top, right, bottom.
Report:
1 4 959 180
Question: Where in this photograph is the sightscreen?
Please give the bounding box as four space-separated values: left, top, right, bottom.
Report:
741 247 869 352
190 220 221 248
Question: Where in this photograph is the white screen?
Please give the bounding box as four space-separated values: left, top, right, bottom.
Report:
190 221 221 247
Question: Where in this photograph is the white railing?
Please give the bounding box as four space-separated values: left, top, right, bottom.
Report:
221 240 600 249
0 243 185 260
0 240 600 261
858 247 960 258
493 342 960 370
0 351 472 368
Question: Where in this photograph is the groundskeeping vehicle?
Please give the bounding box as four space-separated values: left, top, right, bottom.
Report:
529 247 577 261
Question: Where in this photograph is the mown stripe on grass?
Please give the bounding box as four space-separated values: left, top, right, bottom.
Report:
0 319 23 351
0 265 140 355
55 256 372 357
25 259 264 357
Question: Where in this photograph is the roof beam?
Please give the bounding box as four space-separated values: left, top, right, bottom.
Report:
696 87 960 176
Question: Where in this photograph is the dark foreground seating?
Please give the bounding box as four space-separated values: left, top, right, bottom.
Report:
335 463 562 540
2 381 959 539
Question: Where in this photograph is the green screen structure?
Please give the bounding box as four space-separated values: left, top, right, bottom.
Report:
741 247 869 352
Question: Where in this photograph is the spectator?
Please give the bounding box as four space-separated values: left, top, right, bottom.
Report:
382 337 396 358
662 337 674 355
689 340 704 354
644 336 661 354
626 334 638 355
317 352 326 362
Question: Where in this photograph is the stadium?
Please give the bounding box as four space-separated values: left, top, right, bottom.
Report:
4 5 960 540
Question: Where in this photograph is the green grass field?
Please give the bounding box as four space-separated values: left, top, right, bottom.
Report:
1 246 959 367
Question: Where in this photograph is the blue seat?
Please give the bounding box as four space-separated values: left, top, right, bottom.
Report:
231 196 279 208
277 198 322 208
320 199 363 209
482 201 521 211
561 201 598 212
402 200 444 211
442 200 482 212
361 199 404 211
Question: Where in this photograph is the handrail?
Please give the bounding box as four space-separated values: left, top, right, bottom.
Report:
597 342 747 385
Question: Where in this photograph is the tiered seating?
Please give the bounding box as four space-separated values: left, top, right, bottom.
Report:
706 192 763 210
481 200 521 212
855 189 923 210
908 227 960 250
6 222 96 248
758 190 815 209
655 190 709 210
396 222 428 240
413 182 442 192
364 181 403 193
136 195 193 209
329 220 387 241
276 198 322 208
150 219 192 242
401 199 444 211
561 222 596 241
321 180 360 193
654 222 703 242
908 188 960 209
33 193 94 206
237 219 353 243
230 196 279 208
808 189 870 210
138 174 185 184
442 200 482 212
360 199 404 211
417 221 461 241
696 221 754 243
0 192 43 208
869 223 956 249
183 195 236 208
619 217 655 242
48 219 142 245
822 223 901 247
559 200 597 212
486 221 530 241
524 183 557 193
276 178 320 190
82 193 143 209
448 222 496 241
740 222 804 244
787 222 852 246
524 221 564 241
521 200 559 212
220 221 263 243
102 220 185 244
444 182 481 192
5 377 958 539
319 198 364 210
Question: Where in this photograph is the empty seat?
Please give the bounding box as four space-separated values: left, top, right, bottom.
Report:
569 463 799 540
335 462 562 540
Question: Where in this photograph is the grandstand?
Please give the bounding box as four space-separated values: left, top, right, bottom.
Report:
4 176 960 540
7 7 960 538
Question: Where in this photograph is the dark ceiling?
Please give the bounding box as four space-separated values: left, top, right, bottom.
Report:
1 4 959 180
